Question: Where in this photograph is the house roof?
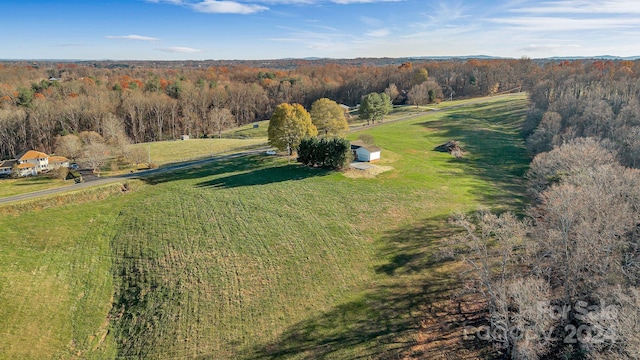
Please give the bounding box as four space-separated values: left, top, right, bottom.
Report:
49 155 69 164
350 140 381 152
0 159 17 168
17 163 36 169
17 150 49 161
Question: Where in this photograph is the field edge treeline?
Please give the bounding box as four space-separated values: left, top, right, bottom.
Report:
0 58 540 159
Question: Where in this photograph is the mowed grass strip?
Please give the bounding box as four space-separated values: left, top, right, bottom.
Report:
108 159 376 358
0 200 123 359
131 137 268 166
0 94 530 359
0 176 73 199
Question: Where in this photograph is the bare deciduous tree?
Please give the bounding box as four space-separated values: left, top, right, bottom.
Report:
80 142 109 173
526 137 617 199
206 107 235 138
54 134 83 161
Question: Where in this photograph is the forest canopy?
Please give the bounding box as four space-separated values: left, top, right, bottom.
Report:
0 58 537 159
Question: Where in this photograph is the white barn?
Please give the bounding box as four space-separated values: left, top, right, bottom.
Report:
350 140 381 162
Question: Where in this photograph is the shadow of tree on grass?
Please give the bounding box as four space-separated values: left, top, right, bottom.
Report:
140 154 276 185
251 216 487 359
195 163 331 189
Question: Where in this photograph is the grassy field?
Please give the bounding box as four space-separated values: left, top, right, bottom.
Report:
129 137 268 166
0 175 74 198
221 119 270 139
0 137 268 198
0 94 530 359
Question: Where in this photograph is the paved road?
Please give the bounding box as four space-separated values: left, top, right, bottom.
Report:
0 147 270 205
1 93 523 205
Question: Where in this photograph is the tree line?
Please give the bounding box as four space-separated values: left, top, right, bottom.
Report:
447 58 640 359
0 58 534 160
525 60 640 167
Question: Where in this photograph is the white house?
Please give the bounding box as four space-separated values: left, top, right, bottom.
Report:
17 150 50 173
350 140 381 162
16 163 38 176
0 151 70 178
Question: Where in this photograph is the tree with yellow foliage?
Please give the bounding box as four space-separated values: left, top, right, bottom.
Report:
310 98 348 137
268 103 317 155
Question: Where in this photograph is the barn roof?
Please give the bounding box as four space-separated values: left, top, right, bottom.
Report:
350 140 381 152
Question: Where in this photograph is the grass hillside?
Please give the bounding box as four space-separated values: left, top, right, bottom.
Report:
128 137 268 166
0 176 74 199
221 119 270 139
0 137 268 198
0 94 529 359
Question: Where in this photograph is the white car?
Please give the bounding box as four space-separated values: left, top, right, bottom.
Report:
265 150 277 155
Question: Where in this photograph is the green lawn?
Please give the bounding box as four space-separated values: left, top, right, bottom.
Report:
0 94 530 359
0 176 73 198
221 119 270 139
130 137 268 166
0 138 268 199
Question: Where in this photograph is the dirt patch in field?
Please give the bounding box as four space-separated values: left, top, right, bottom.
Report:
343 164 394 179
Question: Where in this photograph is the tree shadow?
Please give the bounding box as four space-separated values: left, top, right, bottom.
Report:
139 154 279 185
195 163 331 189
250 216 486 359
374 216 451 277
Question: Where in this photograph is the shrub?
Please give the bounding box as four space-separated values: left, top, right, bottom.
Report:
297 137 351 170
49 166 69 181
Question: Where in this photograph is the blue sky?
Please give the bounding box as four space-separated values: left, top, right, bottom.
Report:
1 0 639 60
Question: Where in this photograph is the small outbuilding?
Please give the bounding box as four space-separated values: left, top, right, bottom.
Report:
180 135 190 140
350 140 381 162
49 155 70 169
0 160 16 176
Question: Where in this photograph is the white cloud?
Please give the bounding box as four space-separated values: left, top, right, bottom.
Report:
267 25 355 53
146 0 184 3
490 16 639 31
106 35 160 41
148 0 404 10
365 28 390 37
332 0 402 3
518 44 581 53
191 0 268 14
409 1 475 33
251 0 314 3
492 0 640 33
157 46 204 53
359 16 383 27
512 0 640 14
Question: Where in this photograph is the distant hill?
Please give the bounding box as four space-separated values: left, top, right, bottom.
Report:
544 55 640 61
1 55 638 70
